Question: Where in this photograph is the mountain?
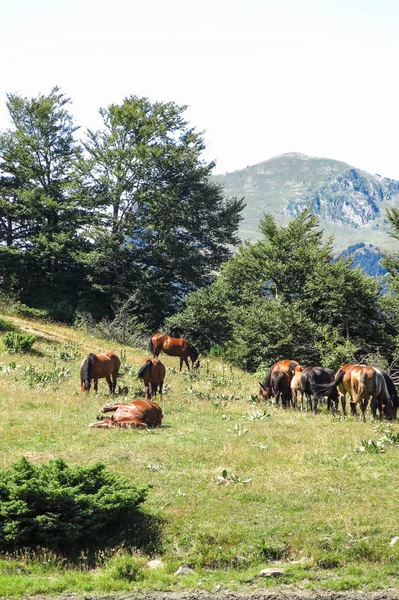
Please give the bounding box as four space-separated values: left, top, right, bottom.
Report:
214 152 399 253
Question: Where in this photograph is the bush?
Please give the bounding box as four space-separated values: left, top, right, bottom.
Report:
0 457 148 556
3 332 37 353
0 318 20 333
10 302 50 321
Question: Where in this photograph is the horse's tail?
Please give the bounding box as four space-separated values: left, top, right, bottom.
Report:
312 369 345 397
148 337 156 356
80 353 97 387
138 360 153 380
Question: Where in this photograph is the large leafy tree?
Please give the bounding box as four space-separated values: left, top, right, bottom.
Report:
77 95 244 326
0 87 86 319
168 209 390 371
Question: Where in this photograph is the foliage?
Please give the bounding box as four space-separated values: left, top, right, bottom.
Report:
21 363 70 387
0 318 20 333
3 332 37 353
76 95 244 326
10 302 50 321
0 88 87 319
169 209 391 371
0 457 148 555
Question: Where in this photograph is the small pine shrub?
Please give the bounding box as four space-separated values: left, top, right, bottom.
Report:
0 457 148 556
3 332 37 353
10 302 49 321
0 318 20 333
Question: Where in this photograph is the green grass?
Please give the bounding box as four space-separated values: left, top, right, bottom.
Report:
1 315 399 596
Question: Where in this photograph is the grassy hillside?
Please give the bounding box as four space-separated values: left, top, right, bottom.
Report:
215 153 399 253
2 316 399 596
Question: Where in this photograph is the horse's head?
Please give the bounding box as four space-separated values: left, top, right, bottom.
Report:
190 345 199 366
193 359 200 370
81 379 91 392
258 382 271 401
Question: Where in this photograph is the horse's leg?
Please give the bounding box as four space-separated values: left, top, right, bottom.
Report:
94 379 98 393
370 394 382 421
111 371 117 393
89 418 115 428
179 357 183 372
159 381 164 396
184 357 190 371
105 375 112 394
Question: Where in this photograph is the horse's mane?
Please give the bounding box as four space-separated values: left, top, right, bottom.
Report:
80 353 97 385
260 365 274 390
138 360 153 379
148 337 155 355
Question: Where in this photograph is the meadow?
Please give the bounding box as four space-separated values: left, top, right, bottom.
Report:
1 315 399 597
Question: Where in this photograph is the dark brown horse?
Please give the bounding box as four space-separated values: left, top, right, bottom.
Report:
88 400 163 429
138 358 166 399
149 334 199 371
80 352 120 394
259 360 301 405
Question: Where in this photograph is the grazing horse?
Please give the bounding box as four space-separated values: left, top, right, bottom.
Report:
80 352 120 394
315 365 392 421
259 360 301 404
88 400 163 429
382 371 398 419
301 366 337 413
138 358 166 399
149 334 199 371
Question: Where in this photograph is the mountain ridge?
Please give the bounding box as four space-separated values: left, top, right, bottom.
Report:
214 152 399 252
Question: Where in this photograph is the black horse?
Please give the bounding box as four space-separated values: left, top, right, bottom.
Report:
302 367 338 413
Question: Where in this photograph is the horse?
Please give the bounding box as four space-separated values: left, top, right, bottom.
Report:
315 365 392 421
88 400 163 429
382 371 398 419
149 334 199 371
259 360 301 404
80 352 121 394
301 366 337 413
291 365 305 410
138 358 166 399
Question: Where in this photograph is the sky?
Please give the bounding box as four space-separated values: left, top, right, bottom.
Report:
1 0 399 177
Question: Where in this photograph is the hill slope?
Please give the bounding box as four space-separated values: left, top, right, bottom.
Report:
215 152 399 252
2 316 399 594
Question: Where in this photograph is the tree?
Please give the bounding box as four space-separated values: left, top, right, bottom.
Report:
77 95 244 326
0 87 86 319
168 209 391 371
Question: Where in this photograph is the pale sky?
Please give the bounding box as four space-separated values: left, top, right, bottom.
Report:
1 0 399 177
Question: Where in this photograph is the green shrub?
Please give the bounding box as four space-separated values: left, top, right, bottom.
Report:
0 318 20 333
107 553 144 581
3 332 37 353
0 457 148 556
10 302 50 321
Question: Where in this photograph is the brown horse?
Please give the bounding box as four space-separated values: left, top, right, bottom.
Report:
88 400 163 429
80 352 121 394
315 365 392 420
149 334 199 371
259 360 301 405
138 358 166 399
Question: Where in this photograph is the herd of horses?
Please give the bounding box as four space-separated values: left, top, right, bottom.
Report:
259 360 399 421
79 333 398 428
83 334 199 429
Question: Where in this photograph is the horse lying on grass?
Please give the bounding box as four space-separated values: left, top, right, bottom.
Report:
88 400 163 429
138 358 165 399
80 352 120 394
